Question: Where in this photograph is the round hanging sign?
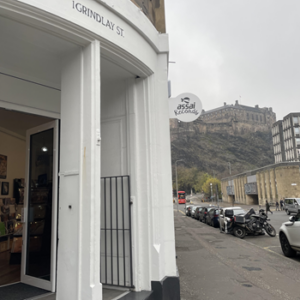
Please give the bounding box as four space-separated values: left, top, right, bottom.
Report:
169 93 202 122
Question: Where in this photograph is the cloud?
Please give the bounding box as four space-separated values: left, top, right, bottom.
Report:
166 0 300 120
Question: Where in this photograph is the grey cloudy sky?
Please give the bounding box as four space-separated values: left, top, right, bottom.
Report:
165 0 300 120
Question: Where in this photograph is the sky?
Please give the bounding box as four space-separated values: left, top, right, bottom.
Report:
165 0 300 120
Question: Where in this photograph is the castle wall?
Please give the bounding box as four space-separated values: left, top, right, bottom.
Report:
170 102 276 138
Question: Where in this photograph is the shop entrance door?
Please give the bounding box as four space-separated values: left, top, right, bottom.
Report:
21 121 59 292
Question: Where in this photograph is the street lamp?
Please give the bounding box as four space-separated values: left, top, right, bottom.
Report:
227 162 231 175
210 182 213 202
175 159 184 212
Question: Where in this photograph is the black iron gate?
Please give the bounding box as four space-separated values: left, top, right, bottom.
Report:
100 176 133 288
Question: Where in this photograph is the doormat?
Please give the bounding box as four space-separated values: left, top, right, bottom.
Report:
0 283 49 300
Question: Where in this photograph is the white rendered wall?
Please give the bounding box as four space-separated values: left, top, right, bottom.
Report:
58 41 102 300
0 74 60 119
101 81 128 177
127 54 177 291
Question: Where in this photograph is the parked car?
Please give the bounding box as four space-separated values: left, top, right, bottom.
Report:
194 206 203 220
206 208 221 227
191 206 202 218
198 206 217 223
219 207 246 232
279 212 300 257
185 205 194 216
284 198 300 215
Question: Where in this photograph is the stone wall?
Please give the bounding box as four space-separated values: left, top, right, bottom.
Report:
222 163 300 206
131 0 166 33
170 102 276 138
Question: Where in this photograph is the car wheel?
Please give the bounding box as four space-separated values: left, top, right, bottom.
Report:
280 233 296 257
211 220 214 227
286 210 290 215
233 226 246 239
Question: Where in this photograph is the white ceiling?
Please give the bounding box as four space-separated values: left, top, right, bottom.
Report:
0 16 134 89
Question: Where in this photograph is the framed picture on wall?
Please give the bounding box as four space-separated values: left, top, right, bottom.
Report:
0 155 7 179
1 182 9 195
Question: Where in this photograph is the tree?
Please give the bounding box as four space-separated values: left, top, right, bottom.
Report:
194 173 212 193
202 177 222 198
172 166 200 193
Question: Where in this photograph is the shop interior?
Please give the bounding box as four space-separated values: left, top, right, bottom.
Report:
0 109 54 287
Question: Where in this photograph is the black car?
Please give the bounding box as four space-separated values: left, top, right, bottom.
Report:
206 208 221 227
199 206 217 223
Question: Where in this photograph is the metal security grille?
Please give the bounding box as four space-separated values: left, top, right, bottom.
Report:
100 176 133 288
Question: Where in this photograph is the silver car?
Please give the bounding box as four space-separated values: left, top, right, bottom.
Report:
284 198 300 215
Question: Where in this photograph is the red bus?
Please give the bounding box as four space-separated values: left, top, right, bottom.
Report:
178 191 186 204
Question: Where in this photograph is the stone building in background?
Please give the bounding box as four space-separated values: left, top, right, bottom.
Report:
131 0 166 33
221 162 300 205
170 100 276 139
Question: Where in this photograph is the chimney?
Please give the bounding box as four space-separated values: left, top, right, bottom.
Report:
224 102 226 106
255 105 259 108
235 100 239 105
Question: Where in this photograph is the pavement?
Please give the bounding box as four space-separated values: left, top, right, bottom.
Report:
174 205 300 300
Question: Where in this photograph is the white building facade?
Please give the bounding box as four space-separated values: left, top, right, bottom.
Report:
0 1 178 299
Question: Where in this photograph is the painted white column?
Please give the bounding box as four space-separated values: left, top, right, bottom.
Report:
127 52 177 292
58 40 102 300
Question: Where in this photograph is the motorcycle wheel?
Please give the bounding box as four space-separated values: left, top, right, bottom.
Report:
265 224 276 237
233 226 246 239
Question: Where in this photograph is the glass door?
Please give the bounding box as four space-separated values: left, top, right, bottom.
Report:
21 120 59 292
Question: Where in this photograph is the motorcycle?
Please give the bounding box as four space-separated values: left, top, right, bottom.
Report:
232 208 276 239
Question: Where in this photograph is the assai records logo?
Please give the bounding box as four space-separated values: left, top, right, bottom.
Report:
169 93 202 122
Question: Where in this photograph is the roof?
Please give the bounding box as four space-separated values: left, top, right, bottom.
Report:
201 103 270 116
222 161 300 182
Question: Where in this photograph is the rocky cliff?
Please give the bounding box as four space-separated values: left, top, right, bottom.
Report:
171 126 274 179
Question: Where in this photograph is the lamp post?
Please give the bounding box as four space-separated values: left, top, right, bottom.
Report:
210 182 213 202
227 162 231 175
175 159 184 212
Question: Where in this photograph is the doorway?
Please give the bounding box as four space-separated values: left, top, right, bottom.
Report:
0 109 58 295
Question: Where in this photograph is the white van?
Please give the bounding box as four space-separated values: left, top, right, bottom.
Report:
284 198 300 215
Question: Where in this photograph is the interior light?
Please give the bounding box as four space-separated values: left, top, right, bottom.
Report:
42 147 48 152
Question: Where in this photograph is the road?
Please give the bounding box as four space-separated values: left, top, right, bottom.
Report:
174 207 300 300
174 200 300 262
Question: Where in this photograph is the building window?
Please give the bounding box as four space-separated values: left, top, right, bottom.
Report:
260 115 262 122
247 113 249 120
296 138 300 147
256 115 258 121
293 117 299 125
252 114 254 120
295 127 300 136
